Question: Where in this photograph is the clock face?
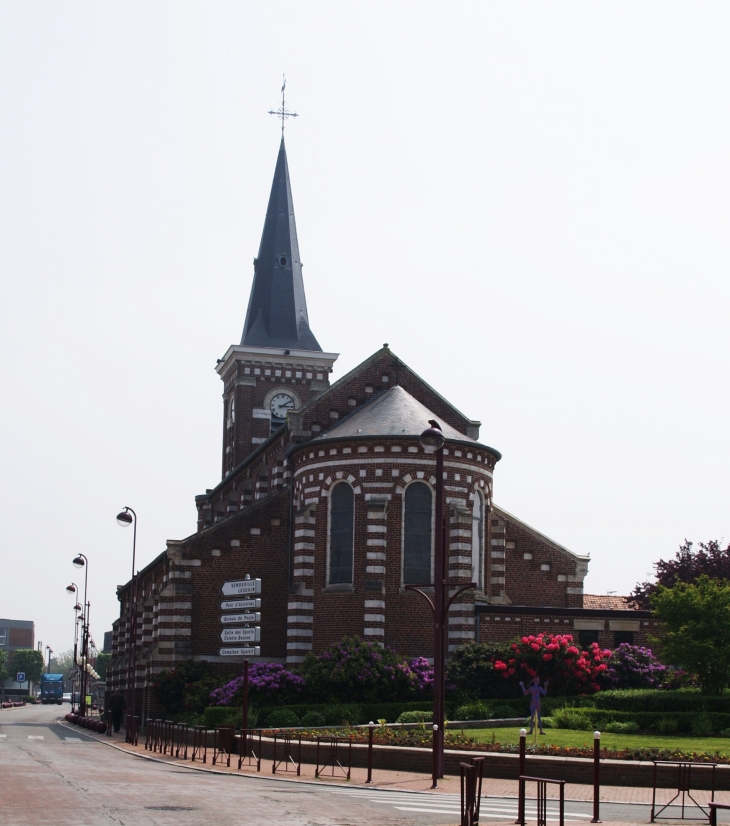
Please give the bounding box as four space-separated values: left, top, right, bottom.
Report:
270 393 295 419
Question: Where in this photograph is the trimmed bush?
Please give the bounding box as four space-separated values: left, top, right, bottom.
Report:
263 708 300 728
299 711 326 727
604 721 640 734
455 700 493 721
204 706 257 729
397 710 431 724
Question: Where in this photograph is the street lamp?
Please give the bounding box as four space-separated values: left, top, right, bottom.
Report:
66 584 81 712
407 420 477 787
116 506 138 744
46 646 53 674
72 554 90 715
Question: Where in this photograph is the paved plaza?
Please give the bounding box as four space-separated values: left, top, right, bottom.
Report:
2 703 729 826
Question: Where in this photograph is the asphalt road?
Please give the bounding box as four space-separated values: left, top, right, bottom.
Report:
0 703 722 826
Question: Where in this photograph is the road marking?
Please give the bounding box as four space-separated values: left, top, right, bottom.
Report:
64 737 82 742
331 790 591 820
28 735 45 740
0 734 6 739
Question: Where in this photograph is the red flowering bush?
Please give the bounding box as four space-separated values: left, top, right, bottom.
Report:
508 634 612 695
448 636 613 700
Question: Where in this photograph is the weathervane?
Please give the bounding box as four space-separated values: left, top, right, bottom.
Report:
268 75 298 136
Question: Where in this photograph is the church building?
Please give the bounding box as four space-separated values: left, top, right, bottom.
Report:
107 138 653 704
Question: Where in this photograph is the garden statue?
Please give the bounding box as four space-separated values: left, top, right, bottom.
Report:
519 676 549 734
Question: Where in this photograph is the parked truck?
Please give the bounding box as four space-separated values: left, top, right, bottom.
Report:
40 673 64 705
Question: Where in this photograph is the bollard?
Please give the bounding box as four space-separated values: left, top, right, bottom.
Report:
515 728 527 825
432 724 439 789
591 731 601 823
366 721 374 784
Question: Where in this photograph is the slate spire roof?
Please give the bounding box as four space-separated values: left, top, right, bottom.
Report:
311 385 502 461
241 137 322 351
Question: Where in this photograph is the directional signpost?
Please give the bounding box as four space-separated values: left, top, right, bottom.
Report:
221 598 260 611
221 578 261 596
219 576 262 658
220 646 261 657
221 613 261 624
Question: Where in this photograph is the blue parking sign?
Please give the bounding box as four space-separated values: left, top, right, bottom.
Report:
16 672 25 683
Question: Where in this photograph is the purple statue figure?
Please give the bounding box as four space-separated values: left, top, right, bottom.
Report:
519 676 550 734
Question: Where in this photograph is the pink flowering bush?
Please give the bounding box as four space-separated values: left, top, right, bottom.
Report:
209 663 305 707
300 636 434 703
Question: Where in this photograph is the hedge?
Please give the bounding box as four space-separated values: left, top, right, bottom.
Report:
551 707 730 736
591 690 730 714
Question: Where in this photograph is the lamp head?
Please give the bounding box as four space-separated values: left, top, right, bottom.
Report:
116 509 133 527
72 555 85 569
420 420 445 454
66 584 77 594
74 604 82 612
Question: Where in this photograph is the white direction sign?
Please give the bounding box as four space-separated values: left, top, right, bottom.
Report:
220 626 261 643
221 598 261 611
219 646 260 657
221 578 261 596
220 613 261 625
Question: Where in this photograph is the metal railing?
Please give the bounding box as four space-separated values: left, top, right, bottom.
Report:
518 775 565 826
651 762 717 823
460 757 485 826
315 736 352 780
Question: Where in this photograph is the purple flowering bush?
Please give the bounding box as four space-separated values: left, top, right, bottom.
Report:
209 663 305 707
607 644 668 689
300 636 433 704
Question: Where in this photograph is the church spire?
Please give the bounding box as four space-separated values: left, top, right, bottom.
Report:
241 138 322 352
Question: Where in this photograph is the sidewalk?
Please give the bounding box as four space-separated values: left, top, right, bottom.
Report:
58 720 730 808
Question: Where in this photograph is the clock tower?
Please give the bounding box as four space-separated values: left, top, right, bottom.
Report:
215 137 338 477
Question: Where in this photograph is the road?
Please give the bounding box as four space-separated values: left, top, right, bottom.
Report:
0 703 721 826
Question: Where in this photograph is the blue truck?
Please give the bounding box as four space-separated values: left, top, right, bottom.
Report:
40 673 64 705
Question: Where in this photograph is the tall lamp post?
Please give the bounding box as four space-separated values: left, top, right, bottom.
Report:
116 506 138 743
407 421 477 787
46 646 53 674
72 554 89 714
66 585 82 712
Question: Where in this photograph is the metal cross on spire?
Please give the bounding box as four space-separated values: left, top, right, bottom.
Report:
268 76 298 136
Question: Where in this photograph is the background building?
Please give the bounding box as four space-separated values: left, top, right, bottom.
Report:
0 618 35 698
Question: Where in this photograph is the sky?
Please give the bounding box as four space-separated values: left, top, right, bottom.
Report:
1 2 728 657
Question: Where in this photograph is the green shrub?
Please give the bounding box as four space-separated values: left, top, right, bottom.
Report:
493 704 522 719
264 708 300 728
719 728 730 737
397 710 432 724
691 715 714 737
541 717 554 729
203 706 259 729
455 701 492 721
552 709 593 730
654 717 679 735
299 711 326 727
604 721 640 734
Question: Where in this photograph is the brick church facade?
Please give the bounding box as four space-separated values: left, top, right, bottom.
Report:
107 138 654 708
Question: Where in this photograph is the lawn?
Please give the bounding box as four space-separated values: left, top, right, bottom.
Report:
471 726 730 756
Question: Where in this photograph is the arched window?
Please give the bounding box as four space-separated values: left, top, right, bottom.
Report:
403 482 432 585
329 483 354 584
472 491 484 590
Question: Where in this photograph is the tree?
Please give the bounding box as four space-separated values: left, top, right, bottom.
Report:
651 576 730 695
0 649 8 683
94 653 111 681
50 649 76 676
631 540 730 608
11 649 44 684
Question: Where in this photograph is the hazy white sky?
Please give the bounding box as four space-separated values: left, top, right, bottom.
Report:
1 2 728 655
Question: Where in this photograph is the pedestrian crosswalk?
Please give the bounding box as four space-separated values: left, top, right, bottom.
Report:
330 789 593 821
28 735 44 740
